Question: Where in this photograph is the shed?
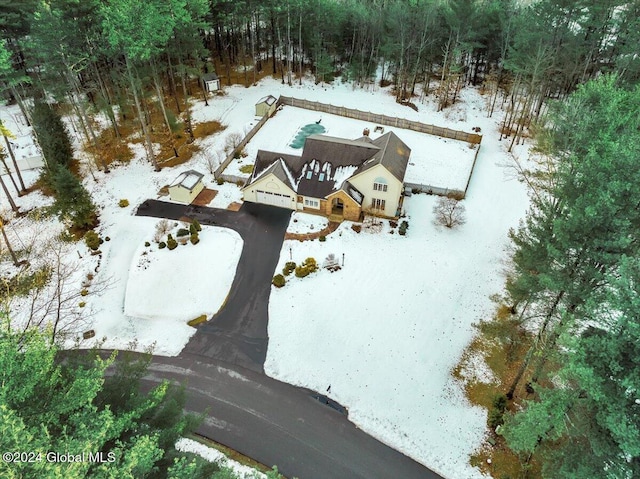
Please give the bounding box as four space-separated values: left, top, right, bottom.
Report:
168 170 205 204
202 72 220 92
255 95 277 117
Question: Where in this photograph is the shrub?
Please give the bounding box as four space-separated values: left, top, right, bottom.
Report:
154 219 171 242
295 257 318 278
84 230 100 251
216 177 224 185
323 254 341 272
187 314 207 327
433 197 466 228
190 220 202 233
145 241 150 247
319 235 326 242
79 302 86 308
158 241 166 249
399 220 409 236
190 233 200 245
119 199 130 208
177 228 190 237
80 289 88 297
282 261 296 276
167 235 178 250
351 224 362 233
239 164 254 174
488 394 508 429
105 236 110 241
272 274 286 288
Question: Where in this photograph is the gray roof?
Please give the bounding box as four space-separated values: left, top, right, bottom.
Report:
257 95 277 106
248 132 410 199
170 169 204 190
202 72 219 81
353 132 411 182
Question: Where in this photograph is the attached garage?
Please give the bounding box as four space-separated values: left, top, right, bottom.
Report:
256 190 295 208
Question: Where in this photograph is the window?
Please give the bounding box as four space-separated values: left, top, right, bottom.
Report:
319 173 325 182
306 171 312 179
371 198 386 210
373 176 388 192
304 198 320 209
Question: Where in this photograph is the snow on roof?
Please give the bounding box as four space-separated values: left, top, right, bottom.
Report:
170 170 204 190
332 165 358 189
257 95 277 106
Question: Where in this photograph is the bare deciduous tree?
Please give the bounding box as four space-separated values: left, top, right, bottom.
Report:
4 238 110 344
433 196 466 228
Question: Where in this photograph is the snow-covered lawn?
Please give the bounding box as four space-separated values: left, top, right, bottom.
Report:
124 225 242 322
286 212 329 234
264 87 530 478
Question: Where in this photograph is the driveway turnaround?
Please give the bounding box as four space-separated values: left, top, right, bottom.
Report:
137 200 291 372
143 353 443 479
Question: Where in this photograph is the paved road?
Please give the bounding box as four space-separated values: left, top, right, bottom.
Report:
142 354 442 479
137 200 291 372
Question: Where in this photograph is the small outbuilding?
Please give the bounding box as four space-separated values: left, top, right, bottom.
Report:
202 72 220 92
255 95 277 117
168 170 205 204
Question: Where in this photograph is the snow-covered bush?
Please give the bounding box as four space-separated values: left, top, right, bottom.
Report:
119 199 129 208
190 234 199 245
167 235 178 250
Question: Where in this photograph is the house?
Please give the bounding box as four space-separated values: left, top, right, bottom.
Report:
242 132 410 220
168 170 205 204
202 72 220 92
255 95 278 117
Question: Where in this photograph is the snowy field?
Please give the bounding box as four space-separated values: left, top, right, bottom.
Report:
229 105 477 192
1 73 531 478
124 225 241 322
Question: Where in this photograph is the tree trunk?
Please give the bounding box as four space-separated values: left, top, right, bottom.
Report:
0 219 20 266
125 55 159 171
0 172 19 213
2 132 26 192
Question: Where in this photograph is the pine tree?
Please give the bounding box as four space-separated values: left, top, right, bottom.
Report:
49 166 96 229
31 101 74 172
0 322 222 478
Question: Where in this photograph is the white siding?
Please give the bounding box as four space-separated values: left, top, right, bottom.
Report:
242 173 297 210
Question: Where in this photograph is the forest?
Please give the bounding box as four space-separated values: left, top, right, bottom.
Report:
1 1 639 478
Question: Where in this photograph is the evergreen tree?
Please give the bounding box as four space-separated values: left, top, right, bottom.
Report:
49 165 96 229
499 76 640 477
0 322 222 478
31 101 73 172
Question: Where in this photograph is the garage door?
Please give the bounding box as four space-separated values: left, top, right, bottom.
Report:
256 190 294 209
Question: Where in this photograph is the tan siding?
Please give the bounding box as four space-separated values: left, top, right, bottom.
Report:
169 180 205 204
348 164 403 217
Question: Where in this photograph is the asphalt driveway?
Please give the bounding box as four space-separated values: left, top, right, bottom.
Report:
137 200 291 372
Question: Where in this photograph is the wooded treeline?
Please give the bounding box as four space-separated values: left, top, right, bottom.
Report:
1 0 639 150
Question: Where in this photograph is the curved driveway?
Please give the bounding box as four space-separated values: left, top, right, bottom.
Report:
136 200 443 479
